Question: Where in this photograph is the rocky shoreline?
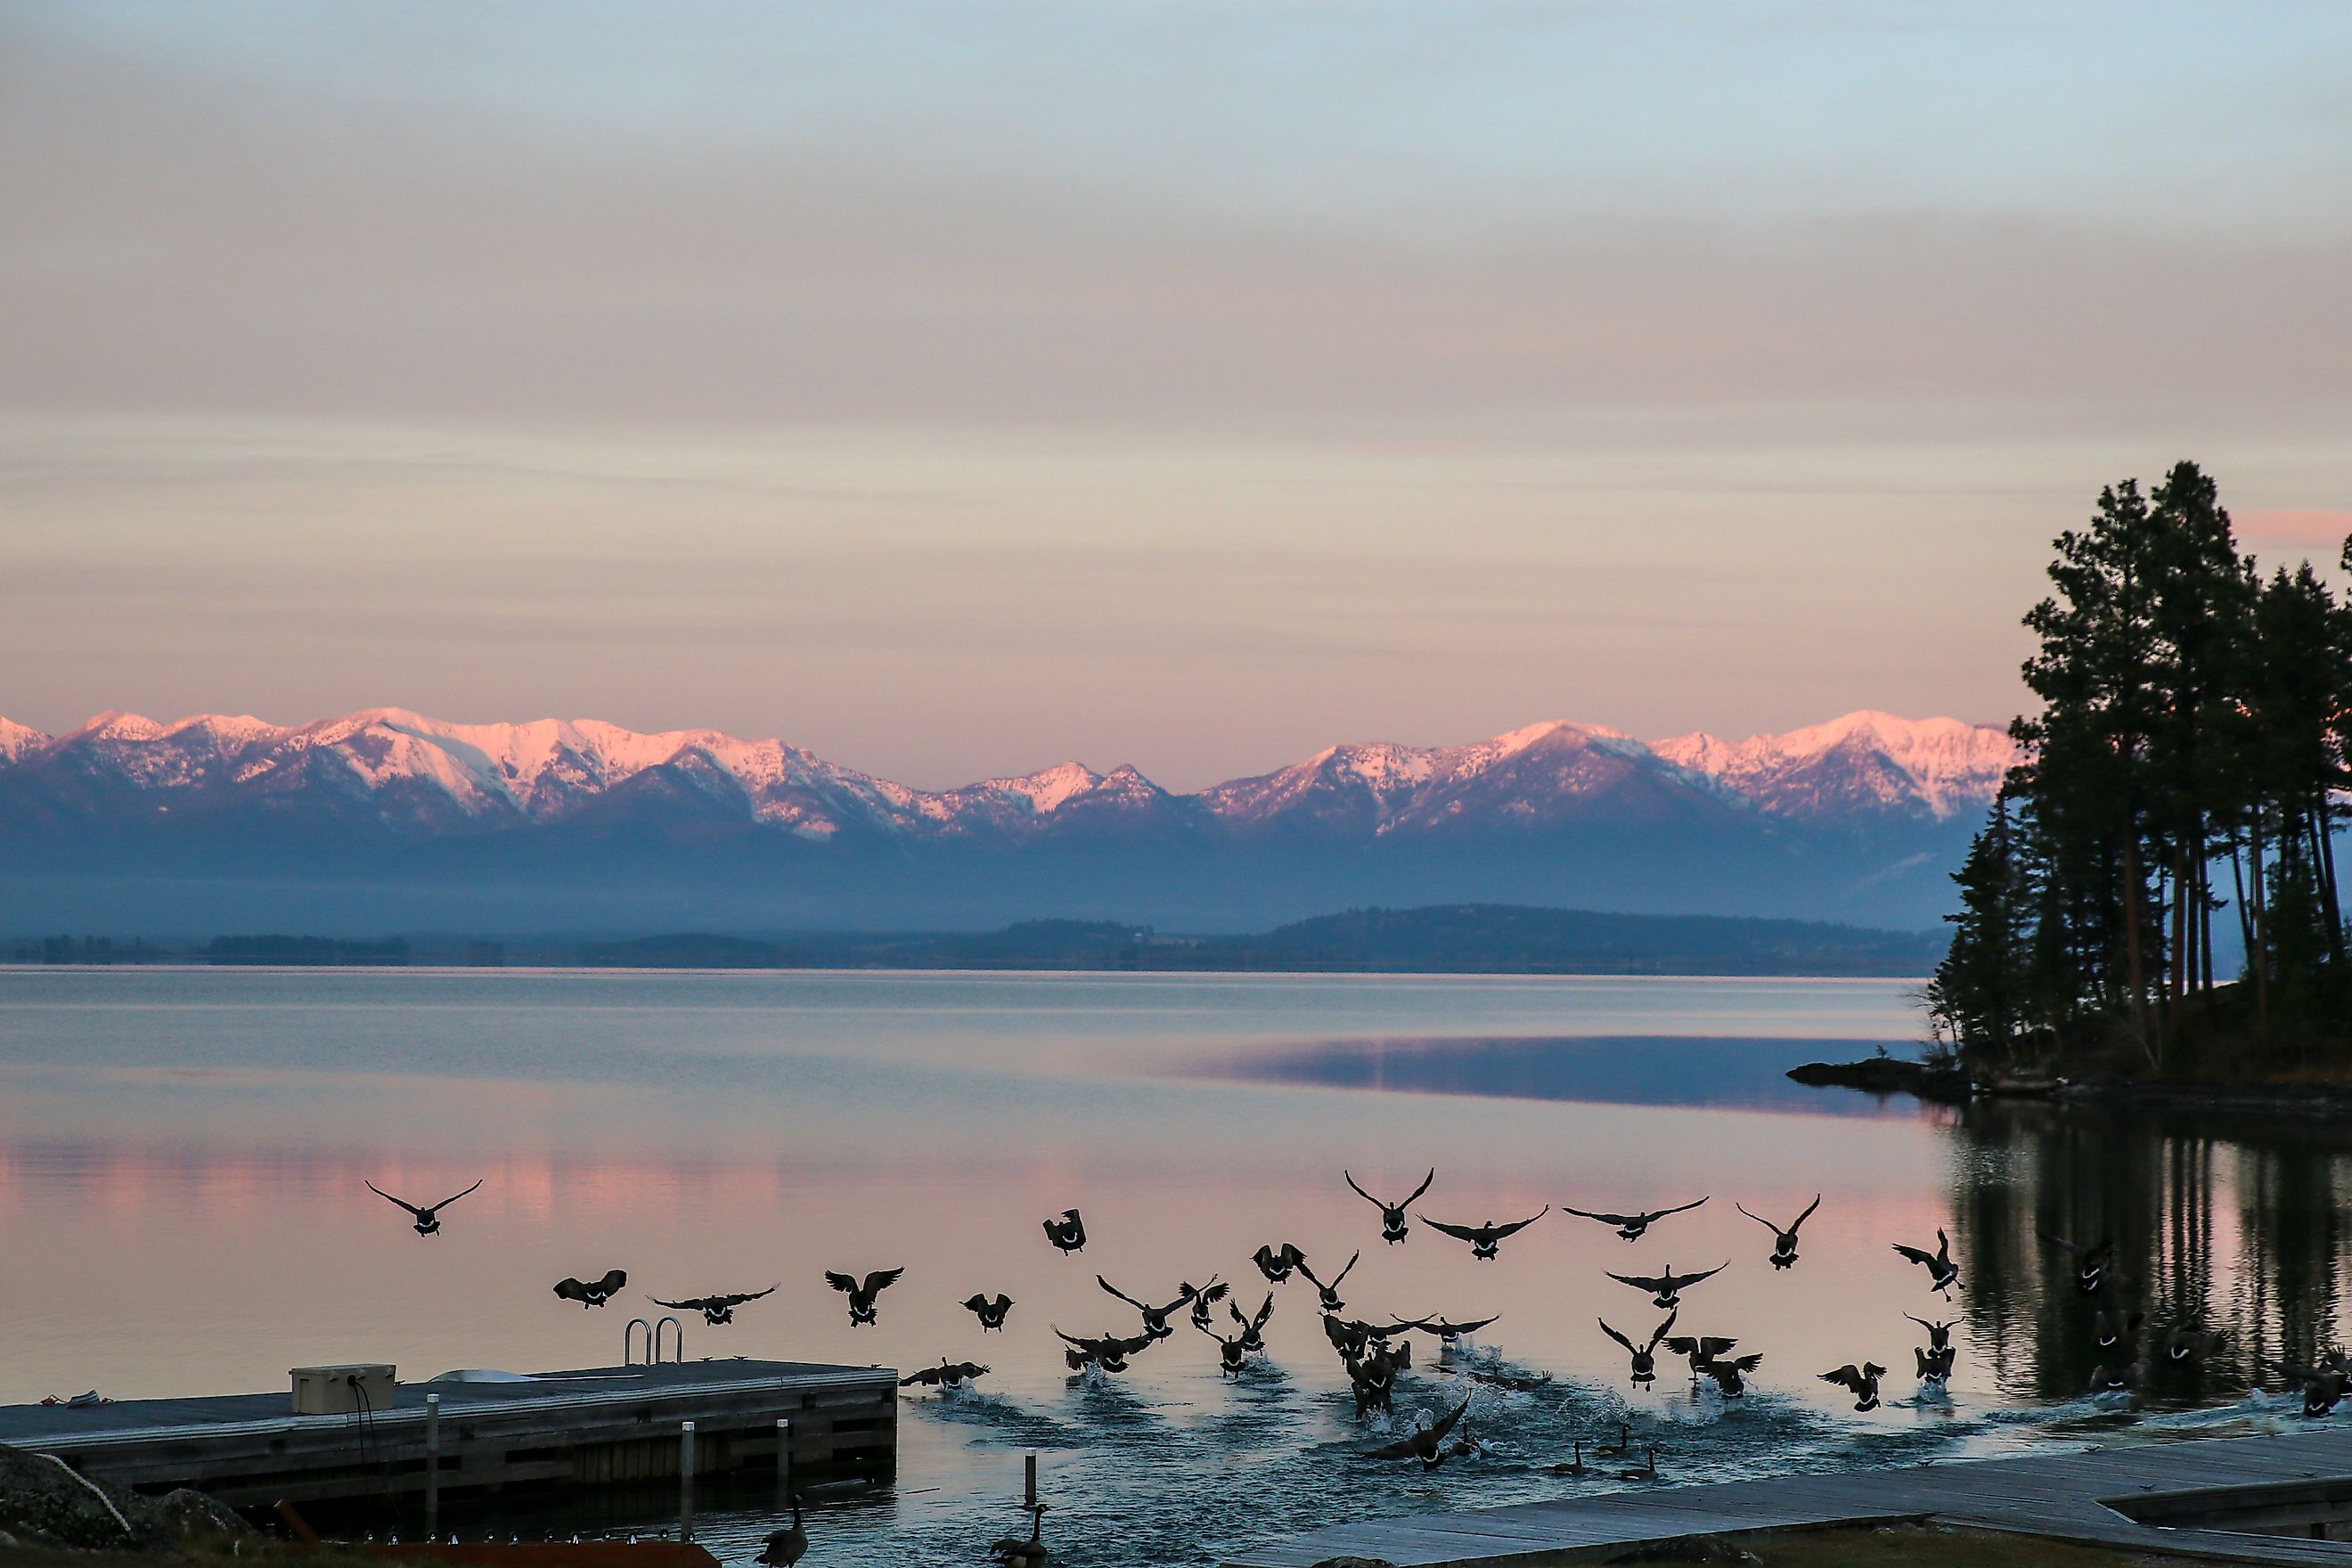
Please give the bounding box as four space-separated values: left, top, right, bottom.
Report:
1787 1058 2352 1124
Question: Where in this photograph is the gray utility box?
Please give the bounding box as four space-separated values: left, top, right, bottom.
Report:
290 1364 396 1416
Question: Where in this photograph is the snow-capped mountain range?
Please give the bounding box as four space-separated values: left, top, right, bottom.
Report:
0 706 2015 933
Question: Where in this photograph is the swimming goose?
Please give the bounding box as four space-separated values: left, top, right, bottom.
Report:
551 1269 627 1309
367 1180 482 1237
961 1293 1014 1332
1296 1252 1360 1313
1347 1169 1436 1245
988 1503 1050 1567
1892 1229 1962 1296
1597 1311 1678 1387
1605 1261 1728 1311
1252 1243 1309 1284
1548 1440 1588 1477
898 1358 990 1389
649 1285 778 1327
1616 1445 1660 1482
1096 1276 1196 1339
1357 1394 1474 1469
824 1268 904 1327
1041 1210 1087 1255
2040 1232 2115 1295
1818 1362 1887 1411
1423 1208 1550 1261
1188 1277 1231 1329
1595 1421 1633 1458
1562 1196 1707 1242
1735 1196 1822 1270
757 1495 807 1566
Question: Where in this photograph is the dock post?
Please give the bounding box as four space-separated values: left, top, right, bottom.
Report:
1025 1451 1038 1510
775 1417 792 1506
424 1392 440 1539
679 1421 696 1542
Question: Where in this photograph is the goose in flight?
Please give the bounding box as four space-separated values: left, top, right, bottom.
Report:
367 1179 482 1237
2093 1307 2144 1355
898 1358 990 1390
1230 1292 1277 1353
2160 1324 2225 1367
825 1268 904 1327
1422 1208 1549 1261
1598 1311 1678 1387
1356 1394 1474 1469
1056 1327 1156 1375
1188 1277 1230 1330
1819 1362 1888 1411
1605 1261 1727 1310
1296 1252 1360 1313
1563 1196 1707 1242
1344 1341 1409 1418
650 1285 778 1327
1041 1210 1087 1255
1892 1229 1961 1296
1346 1169 1435 1245
1096 1277 1196 1339
551 1269 627 1309
1735 1196 1821 1270
1662 1331 1738 1387
1907 1316 1956 1383
1703 1352 1763 1397
2040 1232 2115 1294
961 1293 1014 1332
1392 1313 1499 1352
1252 1243 1308 1284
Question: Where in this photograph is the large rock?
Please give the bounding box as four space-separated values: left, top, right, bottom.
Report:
0 1441 250 1551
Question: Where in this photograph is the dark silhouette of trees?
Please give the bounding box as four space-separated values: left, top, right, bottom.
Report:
1933 461 2350 1074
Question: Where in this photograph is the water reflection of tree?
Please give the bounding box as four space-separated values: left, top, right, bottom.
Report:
1946 1101 2352 1404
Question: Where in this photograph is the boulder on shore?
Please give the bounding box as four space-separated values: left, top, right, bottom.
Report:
0 1441 252 1551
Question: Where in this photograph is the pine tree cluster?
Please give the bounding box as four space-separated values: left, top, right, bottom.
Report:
1929 461 2350 1076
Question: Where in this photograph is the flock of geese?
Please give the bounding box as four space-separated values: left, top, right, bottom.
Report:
365 1172 2250 1567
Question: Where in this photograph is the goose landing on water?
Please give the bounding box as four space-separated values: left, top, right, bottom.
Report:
1096 1276 1196 1339
825 1268 904 1327
1297 1252 1360 1313
367 1180 482 1237
1356 1394 1474 1469
1422 1208 1549 1261
1597 1310 1677 1387
649 1285 778 1327
961 1293 1014 1331
1605 1261 1727 1311
1819 1362 1888 1411
1893 1229 1962 1297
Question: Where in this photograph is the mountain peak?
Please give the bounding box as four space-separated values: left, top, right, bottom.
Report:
1654 711 2015 821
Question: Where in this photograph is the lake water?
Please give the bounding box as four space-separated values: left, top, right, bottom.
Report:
0 968 2343 1566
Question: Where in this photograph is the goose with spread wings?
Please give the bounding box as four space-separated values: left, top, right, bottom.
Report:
1196 1317 1249 1375
825 1268 904 1327
1605 1261 1727 1310
1056 1327 1156 1375
1736 1195 1822 1270
1598 1311 1677 1387
1392 1312 1499 1352
1296 1252 1360 1313
1422 1208 1549 1261
1229 1291 1277 1353
1819 1361 1888 1411
2040 1232 2115 1294
1252 1243 1308 1284
1892 1229 1961 1296
961 1293 1014 1332
1907 1315 1957 1383
899 1358 990 1390
1097 1276 1196 1339
1562 1196 1707 1242
1041 1209 1087 1254
367 1179 482 1237
650 1285 778 1327
1346 1169 1435 1245
1188 1277 1230 1330
1357 1394 1474 1469
551 1269 628 1308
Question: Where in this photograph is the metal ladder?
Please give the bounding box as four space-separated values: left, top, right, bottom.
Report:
625 1315 685 1365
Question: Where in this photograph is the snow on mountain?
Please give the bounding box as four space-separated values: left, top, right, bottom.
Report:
0 706 2012 839
1652 710 2017 821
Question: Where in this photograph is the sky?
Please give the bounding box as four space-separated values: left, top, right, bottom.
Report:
3 2 2349 791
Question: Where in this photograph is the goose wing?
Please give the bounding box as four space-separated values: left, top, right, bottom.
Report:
1404 1168 1436 1205
1644 1196 1709 1222
651 1295 714 1311
824 1271 860 1295
1790 1194 1823 1230
1818 1364 1870 1393
1425 1393 1474 1442
1329 1252 1360 1286
1605 1269 1668 1293
1249 1292 1278 1331
1561 1205 1635 1227
366 1183 425 1217
1488 1207 1549 1239
1096 1276 1149 1311
1421 1218 1483 1243
715 1284 780 1308
1343 1171 1383 1208
1734 1202 1780 1232
1891 1242 1938 1267
861 1269 905 1296
1663 1262 1728 1291
429 1179 485 1213
1597 1319 1637 1354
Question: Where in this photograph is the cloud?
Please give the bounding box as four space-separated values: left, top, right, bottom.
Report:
2239 509 2352 551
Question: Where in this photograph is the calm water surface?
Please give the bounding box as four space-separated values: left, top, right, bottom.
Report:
0 968 2342 1565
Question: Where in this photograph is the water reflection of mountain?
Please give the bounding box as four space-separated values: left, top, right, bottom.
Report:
1212 1035 1921 1117
1949 1099 2352 1406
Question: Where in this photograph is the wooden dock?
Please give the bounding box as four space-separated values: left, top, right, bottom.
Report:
0 1360 898 1512
1226 1425 2352 1567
